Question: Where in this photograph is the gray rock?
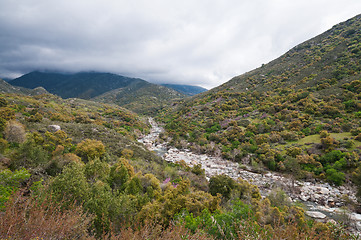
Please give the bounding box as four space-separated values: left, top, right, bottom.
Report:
48 125 61 132
305 211 327 219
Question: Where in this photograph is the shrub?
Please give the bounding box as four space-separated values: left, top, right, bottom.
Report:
209 174 236 200
326 168 345 186
191 164 205 176
76 139 106 162
50 161 89 204
0 169 30 210
10 139 50 169
355 133 361 141
4 120 26 143
0 192 93 239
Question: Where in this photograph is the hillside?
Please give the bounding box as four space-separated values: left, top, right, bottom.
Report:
93 82 185 115
158 14 361 189
0 78 49 95
161 84 207 96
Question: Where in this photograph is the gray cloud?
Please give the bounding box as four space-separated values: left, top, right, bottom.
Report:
1 0 361 88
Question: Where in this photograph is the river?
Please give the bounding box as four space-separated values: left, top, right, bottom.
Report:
139 118 361 234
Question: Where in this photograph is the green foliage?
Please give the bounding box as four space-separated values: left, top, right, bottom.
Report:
191 163 205 176
209 174 236 200
0 168 30 210
50 161 89 204
109 158 134 191
76 139 106 162
326 168 345 186
85 158 110 182
10 138 50 169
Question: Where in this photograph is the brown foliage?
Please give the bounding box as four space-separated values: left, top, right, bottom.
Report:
4 120 26 143
108 223 213 240
0 192 94 239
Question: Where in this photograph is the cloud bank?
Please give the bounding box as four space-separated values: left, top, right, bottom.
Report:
1 0 361 88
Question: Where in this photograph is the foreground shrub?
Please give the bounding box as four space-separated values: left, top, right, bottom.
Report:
0 191 93 239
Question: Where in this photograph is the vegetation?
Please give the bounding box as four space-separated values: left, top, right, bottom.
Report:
2 13 361 240
158 15 361 190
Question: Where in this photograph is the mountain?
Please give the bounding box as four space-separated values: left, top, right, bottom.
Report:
10 71 147 99
9 71 186 114
158 14 361 186
161 84 207 96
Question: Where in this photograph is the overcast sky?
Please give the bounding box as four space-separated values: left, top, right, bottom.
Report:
1 0 361 89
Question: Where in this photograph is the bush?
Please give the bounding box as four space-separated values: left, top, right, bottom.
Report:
76 139 106 162
326 168 345 186
191 164 205 176
0 169 30 210
0 192 93 239
209 174 236 200
4 120 26 144
355 133 361 141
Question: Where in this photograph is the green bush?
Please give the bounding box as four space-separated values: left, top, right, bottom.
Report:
326 168 345 186
209 174 236 200
0 169 30 210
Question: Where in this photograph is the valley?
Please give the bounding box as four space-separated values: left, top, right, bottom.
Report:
141 118 361 234
1 12 361 240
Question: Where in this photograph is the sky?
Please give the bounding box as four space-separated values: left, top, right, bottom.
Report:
1 1 361 89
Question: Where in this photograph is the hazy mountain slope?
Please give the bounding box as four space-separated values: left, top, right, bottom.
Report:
93 82 185 115
10 71 147 99
161 84 207 96
158 14 361 186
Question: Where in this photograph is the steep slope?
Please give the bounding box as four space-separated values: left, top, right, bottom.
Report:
93 82 185 115
158 14 361 187
161 84 207 96
211 14 361 95
10 71 147 99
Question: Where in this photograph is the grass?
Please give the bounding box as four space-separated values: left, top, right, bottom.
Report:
277 132 361 151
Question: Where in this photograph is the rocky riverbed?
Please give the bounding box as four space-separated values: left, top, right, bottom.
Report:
139 118 361 234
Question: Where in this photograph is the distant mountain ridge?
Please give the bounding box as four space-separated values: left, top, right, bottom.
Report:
10 71 147 99
161 84 207 96
9 71 187 114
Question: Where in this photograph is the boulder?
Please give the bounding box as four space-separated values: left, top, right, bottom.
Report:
305 211 327 219
48 125 61 132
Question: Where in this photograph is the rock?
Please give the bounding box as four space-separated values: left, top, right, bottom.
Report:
317 187 330 195
305 211 327 219
300 195 309 202
48 125 61 132
350 213 361 221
